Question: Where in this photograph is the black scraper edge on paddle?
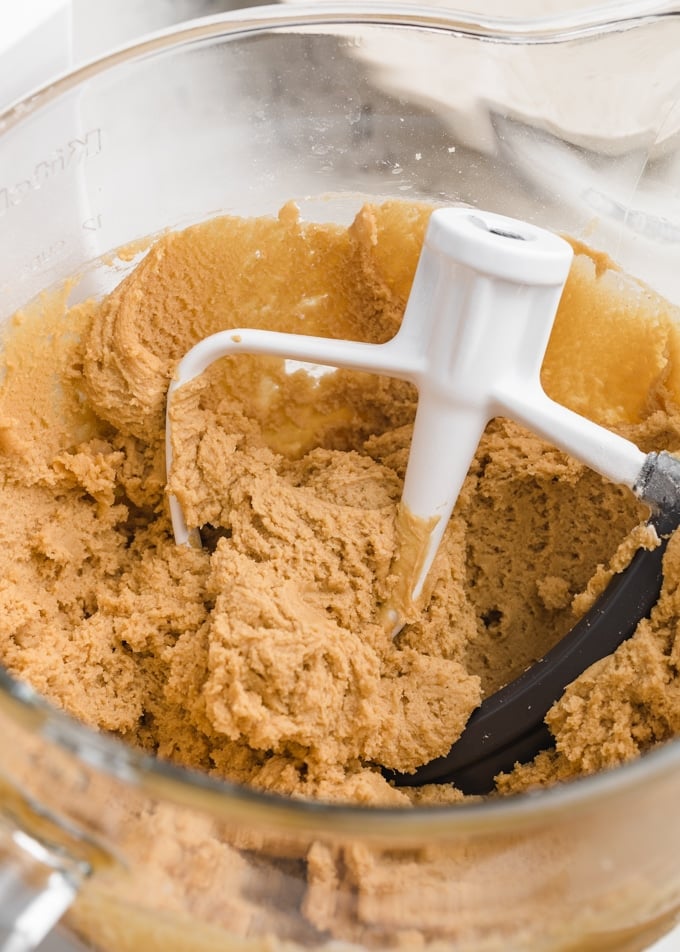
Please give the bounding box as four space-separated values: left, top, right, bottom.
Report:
386 450 680 796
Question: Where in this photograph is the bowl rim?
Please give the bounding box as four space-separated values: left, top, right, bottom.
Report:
1 0 679 128
1 0 680 839
3 662 680 838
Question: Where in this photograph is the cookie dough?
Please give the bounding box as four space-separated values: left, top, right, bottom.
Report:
1 200 680 808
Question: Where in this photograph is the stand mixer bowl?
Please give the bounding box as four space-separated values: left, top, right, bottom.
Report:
1 4 680 951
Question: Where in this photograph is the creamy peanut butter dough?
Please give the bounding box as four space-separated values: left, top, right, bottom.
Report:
1 200 680 813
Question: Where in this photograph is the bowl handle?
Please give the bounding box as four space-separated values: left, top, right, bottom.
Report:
0 769 113 952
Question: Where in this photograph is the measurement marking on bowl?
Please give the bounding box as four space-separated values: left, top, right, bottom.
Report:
19 240 69 276
0 128 103 218
82 214 104 232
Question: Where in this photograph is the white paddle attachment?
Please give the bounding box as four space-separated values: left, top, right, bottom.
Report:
166 208 648 631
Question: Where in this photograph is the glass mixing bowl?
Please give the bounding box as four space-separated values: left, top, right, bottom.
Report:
1 4 680 951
